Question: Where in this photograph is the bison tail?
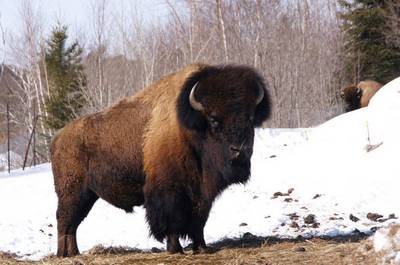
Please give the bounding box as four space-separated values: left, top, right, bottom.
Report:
144 186 192 242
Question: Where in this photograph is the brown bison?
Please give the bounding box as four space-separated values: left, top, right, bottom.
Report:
51 63 271 257
340 80 383 112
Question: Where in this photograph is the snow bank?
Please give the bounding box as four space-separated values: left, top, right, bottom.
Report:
372 224 400 264
0 77 400 260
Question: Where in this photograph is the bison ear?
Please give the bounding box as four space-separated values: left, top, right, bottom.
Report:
253 80 272 127
176 70 208 133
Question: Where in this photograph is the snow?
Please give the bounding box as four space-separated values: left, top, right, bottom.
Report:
0 151 23 171
1 77 400 261
372 224 400 264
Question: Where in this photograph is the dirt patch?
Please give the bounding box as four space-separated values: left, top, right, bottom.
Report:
0 235 381 265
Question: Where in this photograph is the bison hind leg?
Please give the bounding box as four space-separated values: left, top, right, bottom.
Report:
56 187 98 257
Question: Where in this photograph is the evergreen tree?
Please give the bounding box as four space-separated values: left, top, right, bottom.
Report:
339 0 400 84
44 25 86 131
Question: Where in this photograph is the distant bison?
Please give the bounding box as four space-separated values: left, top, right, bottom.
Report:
340 80 383 112
51 64 271 257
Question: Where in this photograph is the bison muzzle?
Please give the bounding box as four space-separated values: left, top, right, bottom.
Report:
51 63 271 257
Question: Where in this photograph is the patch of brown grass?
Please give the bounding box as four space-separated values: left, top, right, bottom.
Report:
0 251 29 265
0 238 381 265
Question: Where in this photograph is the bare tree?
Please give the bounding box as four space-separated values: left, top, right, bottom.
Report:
1 0 348 167
0 12 6 83
216 0 229 63
384 0 400 49
114 0 345 127
1 0 51 163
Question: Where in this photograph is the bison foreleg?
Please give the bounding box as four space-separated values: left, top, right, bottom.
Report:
190 205 212 254
166 234 184 254
144 185 192 254
191 228 207 254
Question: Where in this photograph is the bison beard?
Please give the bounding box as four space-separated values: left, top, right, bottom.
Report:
51 64 271 256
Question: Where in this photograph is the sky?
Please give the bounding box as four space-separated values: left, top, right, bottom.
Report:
0 0 184 63
0 0 178 32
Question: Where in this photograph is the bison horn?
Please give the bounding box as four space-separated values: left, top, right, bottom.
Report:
189 82 204 111
256 84 264 105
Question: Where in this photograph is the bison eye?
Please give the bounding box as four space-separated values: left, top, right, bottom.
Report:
208 116 220 129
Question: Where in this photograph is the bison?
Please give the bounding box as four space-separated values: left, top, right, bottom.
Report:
51 63 271 257
340 80 383 112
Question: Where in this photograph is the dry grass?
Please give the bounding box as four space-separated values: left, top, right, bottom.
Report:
0 238 381 265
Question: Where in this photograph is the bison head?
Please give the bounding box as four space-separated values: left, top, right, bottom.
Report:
340 85 362 112
177 65 271 185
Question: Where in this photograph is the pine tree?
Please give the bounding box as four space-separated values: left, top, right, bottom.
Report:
44 25 86 131
339 0 400 84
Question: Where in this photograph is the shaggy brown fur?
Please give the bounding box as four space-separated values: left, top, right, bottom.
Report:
51 63 271 257
340 80 383 112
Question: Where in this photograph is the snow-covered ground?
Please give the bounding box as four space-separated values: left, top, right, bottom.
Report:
372 224 400 264
1 77 400 261
0 151 23 171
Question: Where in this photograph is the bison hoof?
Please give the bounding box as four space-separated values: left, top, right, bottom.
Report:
193 245 215 254
168 249 184 255
57 235 80 257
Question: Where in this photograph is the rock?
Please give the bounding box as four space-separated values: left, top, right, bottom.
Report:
304 214 316 224
272 192 284 198
242 232 256 240
367 212 383 222
239 223 248 227
349 214 360 222
284 198 293 203
151 247 163 253
313 194 321 199
272 188 294 199
294 247 306 252
288 213 300 220
311 222 320 228
329 216 344 221
290 221 299 229
376 214 399 222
